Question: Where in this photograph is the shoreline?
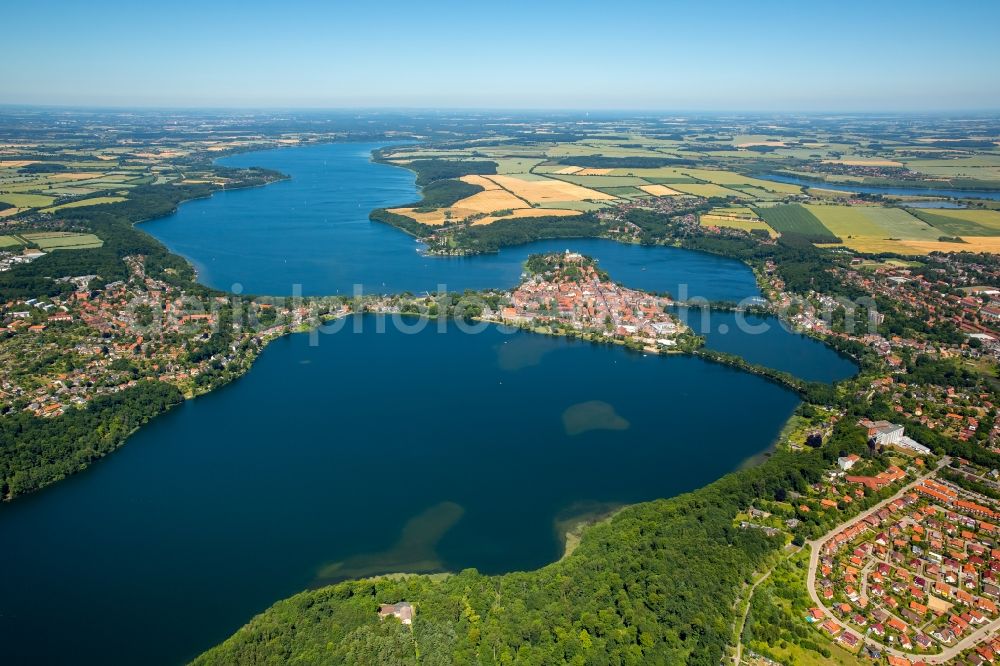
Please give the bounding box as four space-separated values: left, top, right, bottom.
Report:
3 143 853 512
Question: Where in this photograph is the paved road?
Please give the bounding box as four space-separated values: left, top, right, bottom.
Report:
803 457 1000 662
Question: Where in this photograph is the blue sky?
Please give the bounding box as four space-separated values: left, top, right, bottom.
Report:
3 0 998 110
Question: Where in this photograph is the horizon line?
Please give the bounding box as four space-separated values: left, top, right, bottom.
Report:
1 103 999 117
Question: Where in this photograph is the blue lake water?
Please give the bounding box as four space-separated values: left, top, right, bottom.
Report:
759 173 1000 201
0 142 857 665
0 319 800 665
142 143 856 382
143 143 762 302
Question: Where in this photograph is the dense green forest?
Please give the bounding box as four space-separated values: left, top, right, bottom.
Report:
403 159 497 186
443 214 607 254
194 424 871 666
0 381 182 498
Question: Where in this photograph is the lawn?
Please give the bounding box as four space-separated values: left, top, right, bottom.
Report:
756 204 839 241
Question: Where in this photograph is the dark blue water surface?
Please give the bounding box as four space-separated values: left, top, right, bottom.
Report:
760 172 1000 201
0 320 800 665
677 308 858 383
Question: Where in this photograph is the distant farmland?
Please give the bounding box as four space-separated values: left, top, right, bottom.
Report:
910 208 1000 237
754 204 840 242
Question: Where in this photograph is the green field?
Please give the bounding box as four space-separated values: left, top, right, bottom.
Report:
805 205 940 241
594 186 647 198
669 182 749 198
859 207 940 240
679 168 804 195
755 204 839 241
20 232 104 250
0 235 23 248
0 192 57 208
910 208 1000 237
492 157 545 175
41 196 127 212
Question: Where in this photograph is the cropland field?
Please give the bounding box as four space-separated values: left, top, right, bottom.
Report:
492 157 545 175
0 235 23 247
910 208 1000 237
822 159 904 167
668 183 748 198
449 189 527 213
19 232 104 250
754 204 839 241
470 208 581 226
458 175 501 190
484 174 614 203
550 174 650 188
804 205 940 241
42 196 126 212
819 237 1000 255
678 168 804 194
700 207 774 237
0 193 56 208
639 184 682 196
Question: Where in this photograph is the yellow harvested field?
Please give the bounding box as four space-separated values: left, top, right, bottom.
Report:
818 236 1000 255
639 184 682 196
823 159 904 167
50 172 105 181
471 208 581 226
484 175 615 203
0 160 37 168
701 215 776 237
576 168 612 176
133 150 185 158
554 166 583 175
451 189 527 213
387 207 478 226
458 174 501 190
736 141 787 148
0 207 22 217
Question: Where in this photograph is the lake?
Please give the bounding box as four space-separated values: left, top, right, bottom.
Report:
0 318 801 665
758 172 1000 201
0 142 856 665
141 142 856 383
142 143 763 302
